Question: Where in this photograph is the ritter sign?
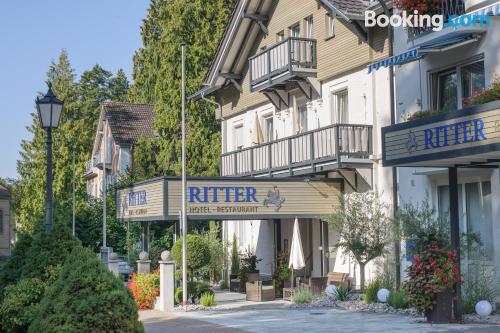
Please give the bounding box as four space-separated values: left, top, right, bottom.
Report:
382 101 500 167
116 177 342 222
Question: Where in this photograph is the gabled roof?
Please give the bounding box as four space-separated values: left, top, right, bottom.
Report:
91 102 155 155
0 185 10 199
190 0 377 101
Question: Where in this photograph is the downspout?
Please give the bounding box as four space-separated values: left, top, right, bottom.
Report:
377 0 400 290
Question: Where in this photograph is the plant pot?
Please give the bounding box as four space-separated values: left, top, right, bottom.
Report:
425 289 453 324
246 271 260 283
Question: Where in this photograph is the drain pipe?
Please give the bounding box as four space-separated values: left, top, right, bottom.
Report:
377 0 400 290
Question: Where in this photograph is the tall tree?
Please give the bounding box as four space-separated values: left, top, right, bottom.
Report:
130 0 234 177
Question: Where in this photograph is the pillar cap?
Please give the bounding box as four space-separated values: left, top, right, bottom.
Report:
139 251 149 261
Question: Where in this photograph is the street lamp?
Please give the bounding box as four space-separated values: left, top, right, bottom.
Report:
36 84 63 232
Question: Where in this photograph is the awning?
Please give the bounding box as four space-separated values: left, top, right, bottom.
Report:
368 27 485 73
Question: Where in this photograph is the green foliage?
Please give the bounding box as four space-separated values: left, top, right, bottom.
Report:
326 192 391 290
200 292 216 307
292 290 314 304
28 247 144 333
0 232 33 298
230 233 240 275
461 264 498 314
129 0 235 177
394 200 450 252
219 280 229 290
129 271 160 310
387 290 409 309
334 287 350 302
465 77 500 106
175 282 214 304
364 279 382 304
200 224 225 283
15 50 131 249
240 247 261 274
172 234 210 278
0 278 46 333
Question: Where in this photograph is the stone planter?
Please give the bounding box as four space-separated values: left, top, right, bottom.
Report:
425 289 453 324
246 271 260 283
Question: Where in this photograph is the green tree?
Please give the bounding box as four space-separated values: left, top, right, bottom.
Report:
172 234 210 280
130 0 235 177
230 233 240 276
327 192 391 290
29 247 144 333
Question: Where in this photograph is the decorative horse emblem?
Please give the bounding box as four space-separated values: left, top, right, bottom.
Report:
406 130 418 154
263 186 286 211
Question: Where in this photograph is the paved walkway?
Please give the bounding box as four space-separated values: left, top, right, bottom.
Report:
140 291 500 333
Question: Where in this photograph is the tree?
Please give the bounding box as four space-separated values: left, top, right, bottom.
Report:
230 233 240 276
29 247 144 333
171 234 210 280
327 191 391 290
129 0 235 177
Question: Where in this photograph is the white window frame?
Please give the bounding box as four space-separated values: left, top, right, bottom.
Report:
331 88 349 124
326 14 335 38
305 16 314 39
289 23 300 38
263 113 274 142
233 123 244 151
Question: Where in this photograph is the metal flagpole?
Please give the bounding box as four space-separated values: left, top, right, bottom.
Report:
72 147 76 236
181 43 188 308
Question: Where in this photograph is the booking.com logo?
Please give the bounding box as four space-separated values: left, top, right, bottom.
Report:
365 10 491 31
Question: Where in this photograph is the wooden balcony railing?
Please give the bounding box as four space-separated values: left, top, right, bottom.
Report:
221 124 373 177
249 37 317 91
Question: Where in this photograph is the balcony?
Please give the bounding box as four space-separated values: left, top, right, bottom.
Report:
407 0 466 39
249 37 319 108
221 124 373 177
83 154 111 178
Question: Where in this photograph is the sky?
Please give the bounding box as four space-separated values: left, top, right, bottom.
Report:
0 1 150 179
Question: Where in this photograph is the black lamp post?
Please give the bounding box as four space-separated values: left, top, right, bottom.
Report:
36 84 63 232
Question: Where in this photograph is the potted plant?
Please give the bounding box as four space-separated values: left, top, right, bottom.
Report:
273 250 291 297
239 247 262 292
404 241 460 323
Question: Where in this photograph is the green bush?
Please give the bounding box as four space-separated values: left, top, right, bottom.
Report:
200 292 216 307
175 286 183 305
364 279 382 304
292 290 314 304
28 247 144 333
230 233 240 275
175 282 214 304
0 278 46 333
334 287 350 301
219 280 229 290
172 235 210 278
462 265 498 314
0 232 33 298
387 290 409 309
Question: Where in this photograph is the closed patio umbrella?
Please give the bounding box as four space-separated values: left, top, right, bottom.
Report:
251 112 264 145
289 217 305 288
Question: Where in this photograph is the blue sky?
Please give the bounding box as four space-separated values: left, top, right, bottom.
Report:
0 1 150 179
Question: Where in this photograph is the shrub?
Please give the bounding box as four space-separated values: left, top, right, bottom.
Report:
292 290 314 304
219 280 229 290
388 290 409 309
200 292 216 307
128 270 160 309
28 247 144 333
334 287 350 302
175 286 183 305
172 234 210 278
0 278 46 333
461 265 498 314
175 282 214 304
0 232 33 299
364 279 382 304
230 233 240 275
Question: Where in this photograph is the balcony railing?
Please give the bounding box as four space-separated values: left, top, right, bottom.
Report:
249 37 317 92
221 124 373 177
407 0 466 38
84 154 111 177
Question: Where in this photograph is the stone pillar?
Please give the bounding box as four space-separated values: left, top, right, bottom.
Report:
137 251 151 274
108 252 120 277
155 251 175 312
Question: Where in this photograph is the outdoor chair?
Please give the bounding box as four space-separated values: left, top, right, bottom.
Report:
229 274 241 292
327 272 351 289
246 280 275 302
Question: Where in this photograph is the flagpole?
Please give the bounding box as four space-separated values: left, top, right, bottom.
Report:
181 42 188 309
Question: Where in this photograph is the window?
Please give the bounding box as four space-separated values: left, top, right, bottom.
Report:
305 16 314 38
264 115 274 142
326 14 335 38
118 148 131 174
0 210 3 234
234 125 244 150
297 99 308 133
438 181 493 260
277 30 284 42
289 23 300 38
332 89 349 124
433 60 485 111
